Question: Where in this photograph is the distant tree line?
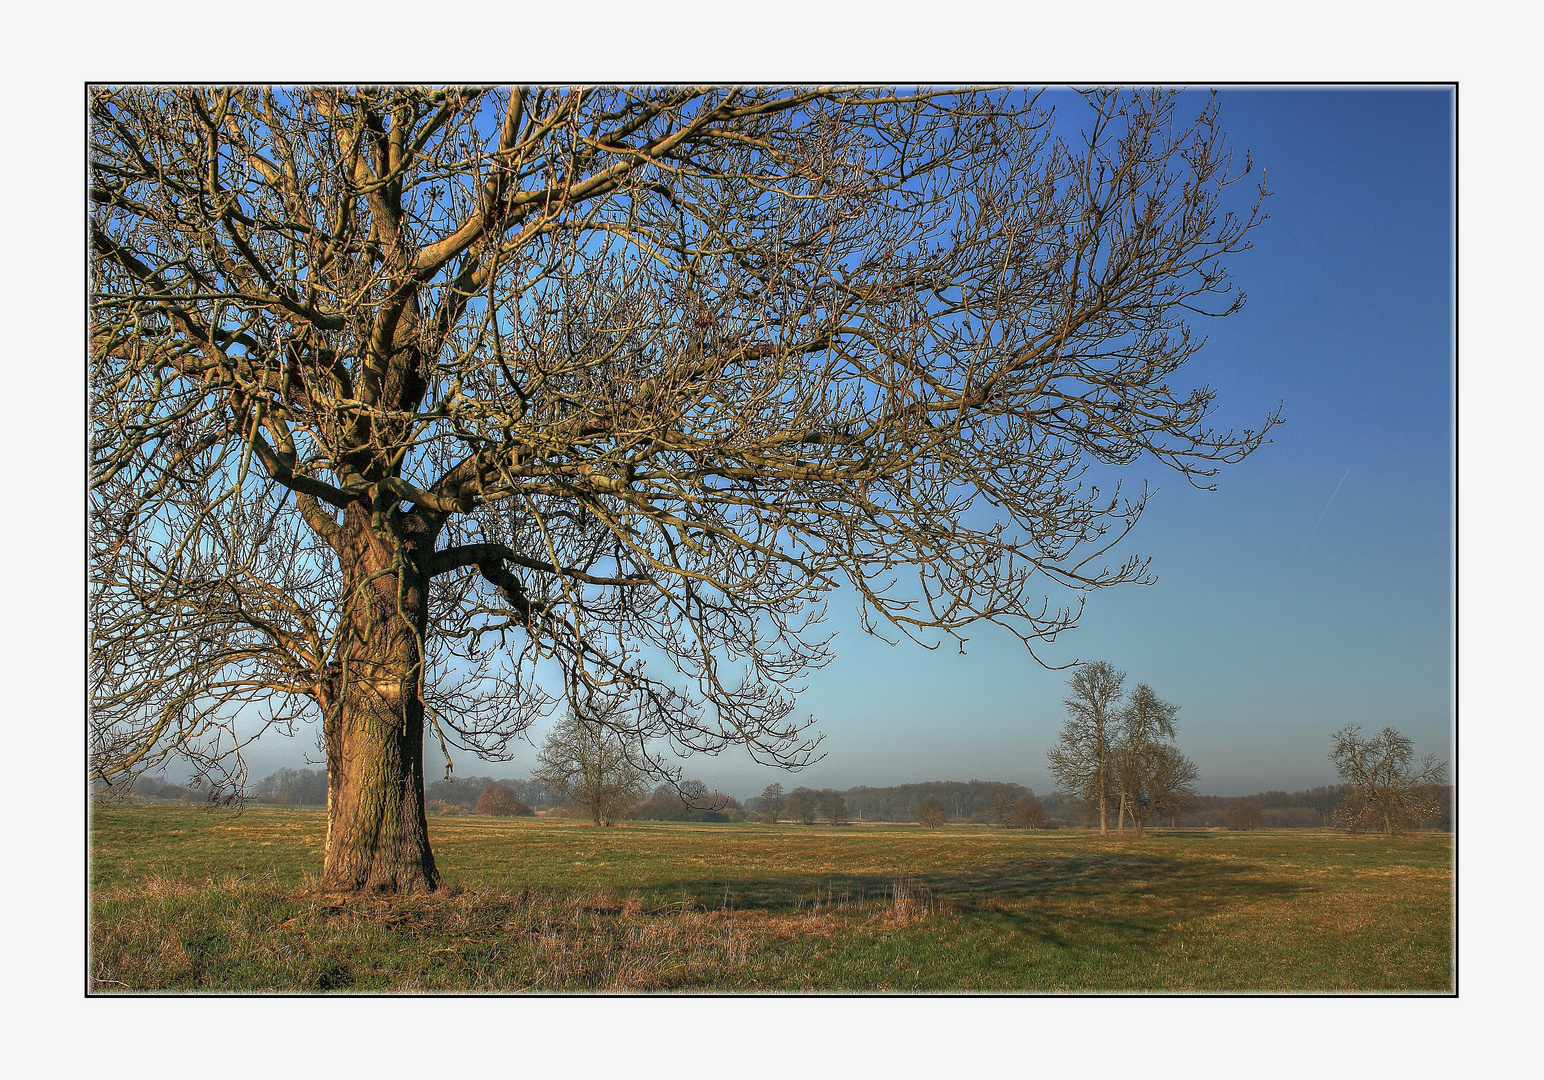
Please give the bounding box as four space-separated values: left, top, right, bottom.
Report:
474 784 535 818
776 787 848 825
631 781 748 822
148 759 1452 836
252 768 329 806
738 781 1069 827
131 775 205 803
1176 784 1452 831
825 780 1030 823
133 767 331 806
424 776 555 815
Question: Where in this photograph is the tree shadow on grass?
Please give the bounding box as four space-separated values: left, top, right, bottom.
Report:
647 850 1307 950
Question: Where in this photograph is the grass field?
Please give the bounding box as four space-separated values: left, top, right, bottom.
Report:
89 804 1453 994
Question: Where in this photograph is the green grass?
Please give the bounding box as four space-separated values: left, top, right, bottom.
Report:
89 804 1453 993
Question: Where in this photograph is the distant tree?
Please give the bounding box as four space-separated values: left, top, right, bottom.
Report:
1009 793 1046 829
837 780 1027 823
427 775 498 810
1047 661 1126 834
817 789 847 825
1144 744 1200 829
629 783 691 821
1302 785 1346 827
534 700 648 827
717 795 748 823
134 776 193 802
630 781 741 822
475 784 533 817
1227 802 1263 831
1114 684 1179 833
678 779 714 808
254 767 329 806
759 782 787 824
918 794 946 828
983 784 1017 826
1329 725 1447 835
787 787 819 825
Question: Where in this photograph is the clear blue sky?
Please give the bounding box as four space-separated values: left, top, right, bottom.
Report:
233 87 1454 799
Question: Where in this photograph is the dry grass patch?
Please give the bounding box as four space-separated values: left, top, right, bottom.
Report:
91 809 1452 992
90 873 947 993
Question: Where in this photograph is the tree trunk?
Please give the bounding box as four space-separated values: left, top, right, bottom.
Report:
320 505 439 894
1098 761 1108 835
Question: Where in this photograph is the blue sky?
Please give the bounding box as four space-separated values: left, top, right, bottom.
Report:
228 87 1455 799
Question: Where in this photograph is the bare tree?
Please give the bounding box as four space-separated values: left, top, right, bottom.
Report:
534 701 647 827
1046 661 1126 833
983 783 1017 826
474 782 532 817
817 789 847 825
759 782 786 824
1009 792 1046 829
918 794 947 828
785 787 820 825
90 85 1273 892
1145 743 1199 828
1113 683 1180 832
1329 725 1447 835
1227 802 1263 831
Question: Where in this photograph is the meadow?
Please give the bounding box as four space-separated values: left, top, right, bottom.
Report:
89 804 1453 994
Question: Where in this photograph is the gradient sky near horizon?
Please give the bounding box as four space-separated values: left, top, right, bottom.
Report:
228 87 1454 800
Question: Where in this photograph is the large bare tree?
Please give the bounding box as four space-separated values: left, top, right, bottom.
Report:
90 85 1274 893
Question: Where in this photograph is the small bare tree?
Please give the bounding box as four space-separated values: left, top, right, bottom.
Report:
1329 725 1446 835
918 794 946 828
534 701 647 827
1046 661 1126 833
817 789 847 825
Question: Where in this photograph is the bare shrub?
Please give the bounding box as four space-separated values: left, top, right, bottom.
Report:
887 877 934 926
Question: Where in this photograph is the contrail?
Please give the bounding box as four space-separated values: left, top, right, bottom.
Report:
1272 466 1351 604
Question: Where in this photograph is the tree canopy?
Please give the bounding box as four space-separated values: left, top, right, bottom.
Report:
89 85 1273 891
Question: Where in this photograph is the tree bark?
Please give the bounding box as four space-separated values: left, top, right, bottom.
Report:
319 504 439 894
